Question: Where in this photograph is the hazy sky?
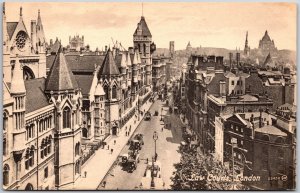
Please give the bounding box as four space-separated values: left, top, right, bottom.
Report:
5 2 296 51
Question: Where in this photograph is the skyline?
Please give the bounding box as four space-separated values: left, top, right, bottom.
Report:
5 2 296 51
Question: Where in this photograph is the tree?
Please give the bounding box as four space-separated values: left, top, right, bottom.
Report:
171 147 249 190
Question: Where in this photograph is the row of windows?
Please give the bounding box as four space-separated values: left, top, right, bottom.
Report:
231 80 243 86
41 136 52 159
230 124 244 133
103 85 118 100
38 116 53 133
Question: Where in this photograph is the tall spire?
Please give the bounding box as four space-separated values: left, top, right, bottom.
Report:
142 2 143 17
245 31 248 46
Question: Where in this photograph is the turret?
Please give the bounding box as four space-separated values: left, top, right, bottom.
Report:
11 55 26 167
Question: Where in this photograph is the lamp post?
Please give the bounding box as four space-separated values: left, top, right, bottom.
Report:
151 156 155 188
153 131 158 161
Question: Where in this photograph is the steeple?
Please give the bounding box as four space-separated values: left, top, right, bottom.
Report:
36 9 46 47
11 55 26 94
120 52 127 69
245 31 248 47
98 48 120 76
45 46 79 92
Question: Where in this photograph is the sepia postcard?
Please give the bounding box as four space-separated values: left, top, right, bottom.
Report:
2 1 297 191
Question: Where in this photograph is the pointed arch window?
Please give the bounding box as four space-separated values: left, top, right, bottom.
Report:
112 85 117 99
63 106 71 129
143 43 146 56
3 164 10 186
3 112 8 132
104 85 109 100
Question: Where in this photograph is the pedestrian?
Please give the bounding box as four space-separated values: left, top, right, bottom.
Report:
107 145 109 150
161 127 164 132
114 140 116 145
111 148 113 154
146 158 148 164
84 171 87 178
103 181 106 188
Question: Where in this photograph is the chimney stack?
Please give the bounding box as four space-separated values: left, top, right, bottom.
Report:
236 52 240 67
229 52 233 69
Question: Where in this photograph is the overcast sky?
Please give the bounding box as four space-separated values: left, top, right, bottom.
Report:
5 2 296 51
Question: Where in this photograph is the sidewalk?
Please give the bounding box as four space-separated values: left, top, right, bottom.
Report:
64 100 154 190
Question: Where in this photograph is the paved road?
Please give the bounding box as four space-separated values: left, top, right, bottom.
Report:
97 99 185 190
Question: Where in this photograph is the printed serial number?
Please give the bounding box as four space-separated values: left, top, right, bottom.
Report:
268 175 287 181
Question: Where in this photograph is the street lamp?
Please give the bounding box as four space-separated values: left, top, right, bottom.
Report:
153 131 158 161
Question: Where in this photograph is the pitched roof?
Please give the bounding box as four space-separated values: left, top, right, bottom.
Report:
65 55 104 72
73 74 94 96
133 16 152 37
255 125 287 136
207 73 226 95
98 49 120 76
45 46 79 92
7 22 18 39
49 39 61 54
46 54 104 72
24 78 49 113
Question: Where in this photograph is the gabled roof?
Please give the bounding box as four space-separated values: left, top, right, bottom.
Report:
133 16 152 37
98 49 120 76
24 78 49 113
227 114 249 126
7 22 18 40
45 46 79 92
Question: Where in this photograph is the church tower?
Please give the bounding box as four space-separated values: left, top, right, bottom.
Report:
244 31 250 57
133 15 153 88
45 46 82 188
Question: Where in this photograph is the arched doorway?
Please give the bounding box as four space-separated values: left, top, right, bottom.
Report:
25 183 34 190
82 128 88 138
23 66 35 80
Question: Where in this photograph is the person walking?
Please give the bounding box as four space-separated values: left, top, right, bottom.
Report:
161 126 164 132
107 145 109 150
114 140 116 145
84 171 87 178
103 181 106 188
111 148 113 154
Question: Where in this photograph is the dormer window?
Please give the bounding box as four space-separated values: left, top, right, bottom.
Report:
63 106 71 129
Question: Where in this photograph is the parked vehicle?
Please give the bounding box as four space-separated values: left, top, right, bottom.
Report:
130 139 142 150
134 133 144 145
144 112 151 121
122 150 140 172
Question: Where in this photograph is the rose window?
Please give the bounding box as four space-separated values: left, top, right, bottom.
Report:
16 31 27 50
